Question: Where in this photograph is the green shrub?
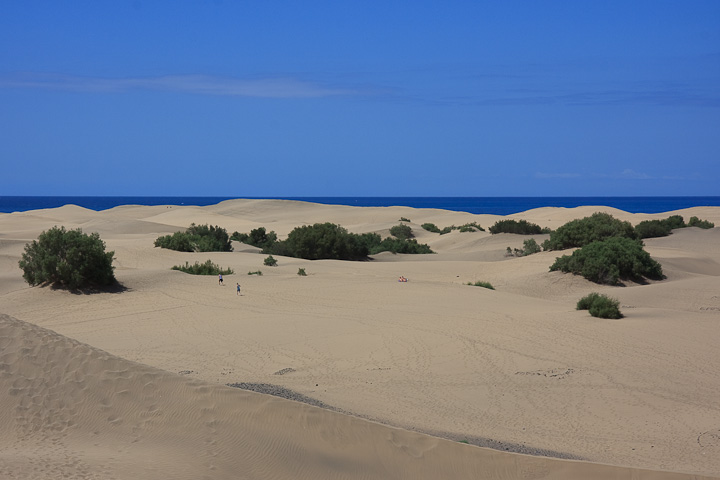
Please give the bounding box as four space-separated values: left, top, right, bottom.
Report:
635 215 690 239
522 238 541 255
664 215 687 230
542 213 637 251
232 227 278 250
550 237 664 285
247 270 263 276
424 222 485 234
421 223 441 233
505 238 542 257
155 223 232 252
489 219 543 235
577 292 623 319
399 217 411 222
297 268 307 276
264 255 278 266
390 224 413 240
154 231 194 252
261 223 433 260
369 237 434 254
688 216 715 229
467 281 494 290
458 222 485 232
635 219 673 239
576 292 602 310
172 260 233 276
18 226 116 289
268 223 369 260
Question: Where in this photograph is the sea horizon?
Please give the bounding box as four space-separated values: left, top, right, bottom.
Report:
2 196 720 216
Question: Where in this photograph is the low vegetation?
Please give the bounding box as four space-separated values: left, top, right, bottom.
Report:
506 238 542 257
18 226 116 289
421 222 485 234
297 268 307 276
542 213 636 251
389 224 413 240
155 224 232 252
688 216 715 229
466 280 495 290
489 219 544 235
263 255 278 266
421 223 441 233
398 217 411 222
172 260 233 276
232 227 278 250
550 237 664 285
577 292 623 319
258 222 434 260
247 270 263 276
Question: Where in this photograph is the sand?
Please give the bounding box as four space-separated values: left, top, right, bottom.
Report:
1 199 719 479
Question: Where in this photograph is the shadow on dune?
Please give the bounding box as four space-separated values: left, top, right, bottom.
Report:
47 281 131 295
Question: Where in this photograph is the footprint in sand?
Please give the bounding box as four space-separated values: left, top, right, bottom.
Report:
698 429 720 448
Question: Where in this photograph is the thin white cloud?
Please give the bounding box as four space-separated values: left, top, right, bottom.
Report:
535 172 581 179
618 169 652 180
0 73 360 98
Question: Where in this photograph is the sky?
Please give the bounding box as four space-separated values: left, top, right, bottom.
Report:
1 1 719 197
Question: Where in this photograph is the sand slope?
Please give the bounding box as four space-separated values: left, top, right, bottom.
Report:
1 199 720 478
1 313 714 480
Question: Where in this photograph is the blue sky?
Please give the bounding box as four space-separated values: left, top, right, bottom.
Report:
1 1 719 196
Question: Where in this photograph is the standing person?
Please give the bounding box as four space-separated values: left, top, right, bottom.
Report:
218 273 223 285
236 283 241 295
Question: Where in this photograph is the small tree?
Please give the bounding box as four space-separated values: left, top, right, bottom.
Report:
19 226 116 289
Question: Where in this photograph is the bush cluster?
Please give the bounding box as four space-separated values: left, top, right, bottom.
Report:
542 213 636 251
506 238 542 257
259 223 434 260
389 224 413 240
19 226 116 289
577 292 623 319
155 224 232 252
634 219 674 239
688 216 715 229
421 222 485 234
421 223 441 233
232 227 278 250
634 215 714 239
172 260 233 276
489 219 544 235
549 237 664 285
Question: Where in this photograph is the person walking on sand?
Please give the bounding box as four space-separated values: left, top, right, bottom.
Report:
236 283 241 295
218 273 223 286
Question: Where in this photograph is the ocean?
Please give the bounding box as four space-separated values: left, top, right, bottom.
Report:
1 196 720 216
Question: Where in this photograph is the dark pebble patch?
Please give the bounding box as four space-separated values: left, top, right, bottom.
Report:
226 381 583 461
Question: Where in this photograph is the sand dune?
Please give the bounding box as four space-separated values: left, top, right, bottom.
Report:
1 199 719 479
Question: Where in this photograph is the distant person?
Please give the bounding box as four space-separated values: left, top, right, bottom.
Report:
236 283 241 295
218 274 223 286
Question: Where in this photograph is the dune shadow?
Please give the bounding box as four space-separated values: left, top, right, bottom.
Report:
48 281 131 295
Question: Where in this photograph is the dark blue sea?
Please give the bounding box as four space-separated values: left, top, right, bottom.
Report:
1 196 719 215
